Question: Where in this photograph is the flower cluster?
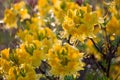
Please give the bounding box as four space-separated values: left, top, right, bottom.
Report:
4 1 30 28
47 43 85 79
1 0 120 80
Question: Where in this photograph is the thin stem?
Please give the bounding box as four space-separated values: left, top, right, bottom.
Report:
106 57 111 77
91 55 106 73
89 38 106 57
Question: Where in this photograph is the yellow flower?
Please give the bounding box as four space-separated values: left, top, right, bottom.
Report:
17 29 28 41
79 6 88 13
52 0 57 5
1 48 10 59
53 1 79 23
31 49 46 67
16 44 31 64
109 2 117 15
25 34 34 43
106 16 120 35
3 1 30 28
47 43 85 78
8 67 17 80
78 24 93 36
30 17 44 29
20 64 36 80
13 1 26 11
4 9 17 28
13 1 30 21
62 8 98 42
67 2 79 10
83 12 98 26
19 9 30 21
62 16 76 34
37 0 50 16
1 58 10 72
110 35 115 41
7 64 36 80
38 0 48 8
95 6 104 22
32 40 42 48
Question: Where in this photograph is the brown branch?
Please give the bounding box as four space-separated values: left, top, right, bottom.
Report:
89 38 106 57
106 57 111 77
90 55 106 73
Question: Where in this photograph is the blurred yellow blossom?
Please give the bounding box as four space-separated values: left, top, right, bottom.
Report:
19 8 30 21
47 43 85 78
4 9 17 28
37 0 51 16
13 1 26 11
0 58 10 72
62 8 98 42
31 49 46 67
16 44 31 64
106 16 120 35
1 48 10 59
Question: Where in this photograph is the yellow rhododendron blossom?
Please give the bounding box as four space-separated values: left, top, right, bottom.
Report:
19 9 30 21
3 1 30 28
62 8 98 42
47 43 85 78
25 34 35 43
7 64 36 80
67 2 79 10
37 0 51 16
109 3 117 15
4 9 17 28
83 12 98 26
16 44 31 64
2 0 120 80
1 58 10 72
1 48 10 59
17 29 28 41
30 17 44 29
19 64 36 80
7 67 17 80
32 40 42 48
53 1 79 23
62 16 77 35
13 1 26 11
31 49 46 67
106 16 120 35
78 24 93 36
14 1 30 21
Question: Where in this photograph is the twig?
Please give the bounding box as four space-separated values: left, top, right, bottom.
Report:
89 38 106 57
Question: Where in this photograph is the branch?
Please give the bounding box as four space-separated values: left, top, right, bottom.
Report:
67 34 73 45
89 38 106 57
112 37 120 55
106 57 112 77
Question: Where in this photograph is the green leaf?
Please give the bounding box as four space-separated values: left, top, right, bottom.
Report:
60 1 66 10
9 53 18 65
64 75 74 80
